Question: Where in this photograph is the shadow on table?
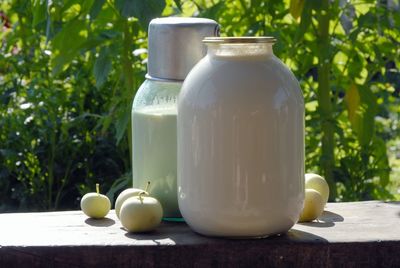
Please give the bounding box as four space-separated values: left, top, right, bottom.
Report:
124 231 171 245
122 221 328 245
298 210 344 228
283 229 328 243
122 221 197 244
85 217 115 227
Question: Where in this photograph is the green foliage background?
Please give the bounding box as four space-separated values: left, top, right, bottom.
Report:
0 0 399 211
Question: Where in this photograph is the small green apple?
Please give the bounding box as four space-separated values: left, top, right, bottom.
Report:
115 188 147 219
120 192 163 233
299 189 324 222
305 173 329 204
80 184 111 219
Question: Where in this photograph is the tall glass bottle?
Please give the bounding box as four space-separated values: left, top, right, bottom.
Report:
131 17 219 219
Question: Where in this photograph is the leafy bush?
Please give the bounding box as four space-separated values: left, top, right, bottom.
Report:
0 0 399 211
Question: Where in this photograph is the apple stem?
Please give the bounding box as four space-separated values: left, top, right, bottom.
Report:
96 183 100 195
138 191 144 203
145 181 150 193
138 181 150 203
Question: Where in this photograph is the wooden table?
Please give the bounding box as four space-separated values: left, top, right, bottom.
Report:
0 201 399 267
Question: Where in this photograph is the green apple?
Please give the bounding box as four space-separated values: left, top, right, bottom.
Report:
80 184 111 219
115 188 147 219
120 193 163 233
299 189 324 222
305 173 329 204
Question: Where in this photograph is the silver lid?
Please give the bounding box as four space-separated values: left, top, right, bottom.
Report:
147 17 219 81
203 36 277 44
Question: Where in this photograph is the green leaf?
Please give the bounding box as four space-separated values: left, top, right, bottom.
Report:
81 0 96 15
173 0 182 11
290 0 305 20
293 0 312 43
308 1 322 11
115 104 130 145
93 46 112 88
198 2 224 19
60 0 80 13
345 84 378 147
347 52 366 78
346 84 360 126
79 30 120 52
100 114 113 135
106 173 131 205
115 0 166 28
372 137 390 187
32 0 47 26
89 0 106 20
358 11 376 29
51 19 87 75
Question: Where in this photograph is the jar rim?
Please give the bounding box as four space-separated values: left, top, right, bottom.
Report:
203 36 277 44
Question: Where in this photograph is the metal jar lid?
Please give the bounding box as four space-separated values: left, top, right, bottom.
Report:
147 17 220 81
203 36 277 44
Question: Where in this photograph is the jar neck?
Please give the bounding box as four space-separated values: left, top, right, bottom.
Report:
206 43 274 59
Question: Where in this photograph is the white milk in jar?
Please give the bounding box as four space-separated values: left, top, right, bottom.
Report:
178 37 305 237
132 105 178 216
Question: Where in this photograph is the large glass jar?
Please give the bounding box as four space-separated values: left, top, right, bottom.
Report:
178 37 305 237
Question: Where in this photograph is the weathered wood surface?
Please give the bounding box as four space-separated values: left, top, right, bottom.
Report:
0 201 399 267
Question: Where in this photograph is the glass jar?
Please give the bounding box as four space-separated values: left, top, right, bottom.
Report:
132 79 181 218
178 37 305 237
131 18 219 219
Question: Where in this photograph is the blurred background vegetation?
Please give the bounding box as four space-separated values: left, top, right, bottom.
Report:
0 0 399 212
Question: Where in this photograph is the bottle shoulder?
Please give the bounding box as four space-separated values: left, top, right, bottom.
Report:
133 79 182 110
179 55 304 111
